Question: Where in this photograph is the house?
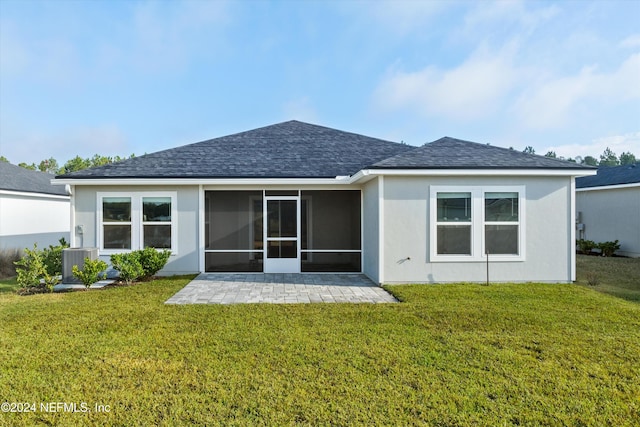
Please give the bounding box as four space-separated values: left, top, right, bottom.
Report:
0 162 70 250
576 163 640 258
53 121 596 283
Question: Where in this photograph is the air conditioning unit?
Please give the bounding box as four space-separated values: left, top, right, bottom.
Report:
62 248 99 283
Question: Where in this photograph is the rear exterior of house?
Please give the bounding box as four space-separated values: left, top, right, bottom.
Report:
55 121 596 283
576 164 640 258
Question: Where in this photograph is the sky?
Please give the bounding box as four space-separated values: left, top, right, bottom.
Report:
0 0 639 166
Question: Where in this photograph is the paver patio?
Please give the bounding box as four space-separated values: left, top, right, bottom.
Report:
165 273 397 304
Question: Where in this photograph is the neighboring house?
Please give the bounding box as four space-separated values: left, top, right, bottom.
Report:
53 121 596 283
576 163 640 258
0 162 70 250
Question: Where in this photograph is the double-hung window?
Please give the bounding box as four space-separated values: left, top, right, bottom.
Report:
430 186 525 262
98 192 177 254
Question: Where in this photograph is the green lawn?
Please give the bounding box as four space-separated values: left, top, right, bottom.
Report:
1 273 639 426
576 254 640 302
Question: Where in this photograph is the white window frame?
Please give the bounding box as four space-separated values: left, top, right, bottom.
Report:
97 192 178 255
429 185 525 262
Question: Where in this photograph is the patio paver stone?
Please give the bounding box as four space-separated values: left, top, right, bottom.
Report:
165 273 397 304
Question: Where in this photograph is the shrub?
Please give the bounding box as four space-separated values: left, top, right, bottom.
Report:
597 240 620 257
577 239 596 254
586 271 599 286
42 237 69 276
110 252 144 285
14 244 58 294
72 258 108 288
0 248 22 279
138 247 171 280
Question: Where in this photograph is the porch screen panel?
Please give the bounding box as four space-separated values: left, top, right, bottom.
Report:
300 190 361 272
205 191 263 272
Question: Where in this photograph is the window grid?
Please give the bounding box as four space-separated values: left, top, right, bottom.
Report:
430 186 525 262
98 192 177 254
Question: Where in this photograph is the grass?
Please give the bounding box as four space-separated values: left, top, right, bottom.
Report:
1 273 639 425
575 254 640 302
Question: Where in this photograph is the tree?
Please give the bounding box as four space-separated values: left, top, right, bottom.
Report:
90 154 113 168
0 156 8 163
18 162 36 170
62 156 92 174
545 151 557 158
523 146 536 154
38 157 60 174
583 156 598 166
599 147 619 167
620 151 637 165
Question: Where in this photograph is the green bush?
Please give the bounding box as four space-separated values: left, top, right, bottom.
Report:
14 244 58 294
110 252 145 285
597 240 620 257
110 248 171 284
138 247 171 280
577 239 596 254
72 258 108 288
42 237 69 276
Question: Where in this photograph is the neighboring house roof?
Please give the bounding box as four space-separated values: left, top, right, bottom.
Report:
55 121 593 180
576 163 640 188
371 137 595 170
0 162 68 196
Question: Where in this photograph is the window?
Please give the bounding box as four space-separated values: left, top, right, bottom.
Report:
98 192 177 253
436 192 471 255
484 192 519 255
143 197 172 249
102 197 132 249
430 186 524 262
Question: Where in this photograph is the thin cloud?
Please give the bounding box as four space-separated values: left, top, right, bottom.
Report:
514 53 640 129
374 47 520 121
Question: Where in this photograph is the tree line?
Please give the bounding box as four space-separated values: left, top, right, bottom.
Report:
0 154 136 175
0 145 637 174
521 146 636 166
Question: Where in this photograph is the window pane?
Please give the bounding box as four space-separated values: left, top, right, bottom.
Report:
103 197 131 222
104 225 131 249
205 252 263 272
143 197 171 222
437 225 471 255
144 225 171 249
267 241 297 258
485 225 518 255
301 252 361 272
437 193 471 222
485 193 518 221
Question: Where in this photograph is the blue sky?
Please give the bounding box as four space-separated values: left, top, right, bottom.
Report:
1 0 638 165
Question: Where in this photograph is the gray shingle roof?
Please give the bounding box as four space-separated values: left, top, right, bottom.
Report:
371 137 596 170
55 122 594 180
0 162 68 196
57 121 414 179
576 163 640 188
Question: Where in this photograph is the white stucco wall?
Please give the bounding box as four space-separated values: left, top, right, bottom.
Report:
380 175 573 283
576 186 640 257
73 185 200 274
0 191 70 250
362 178 380 283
